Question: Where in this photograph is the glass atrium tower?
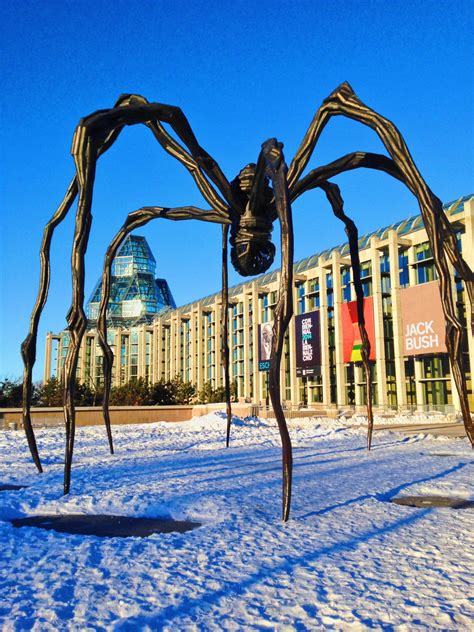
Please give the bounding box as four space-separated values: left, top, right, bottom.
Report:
87 235 176 328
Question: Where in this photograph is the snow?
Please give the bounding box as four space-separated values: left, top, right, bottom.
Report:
0 413 473 630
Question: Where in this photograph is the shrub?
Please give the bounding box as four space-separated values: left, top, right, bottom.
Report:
0 377 39 407
198 381 237 404
109 377 151 406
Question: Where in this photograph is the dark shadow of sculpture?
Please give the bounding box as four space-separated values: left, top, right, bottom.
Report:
11 514 201 537
0 484 27 492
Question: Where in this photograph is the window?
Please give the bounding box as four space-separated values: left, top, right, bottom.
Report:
296 283 305 314
399 249 409 288
307 279 320 309
360 262 372 297
341 268 351 302
414 242 436 284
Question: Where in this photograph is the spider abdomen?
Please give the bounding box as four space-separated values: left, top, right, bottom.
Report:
230 211 275 276
229 162 277 276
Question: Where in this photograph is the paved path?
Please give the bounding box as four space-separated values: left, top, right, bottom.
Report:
374 421 467 438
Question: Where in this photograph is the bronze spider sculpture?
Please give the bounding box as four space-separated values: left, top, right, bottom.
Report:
22 83 474 521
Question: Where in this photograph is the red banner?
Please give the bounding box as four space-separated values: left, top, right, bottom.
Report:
341 297 376 363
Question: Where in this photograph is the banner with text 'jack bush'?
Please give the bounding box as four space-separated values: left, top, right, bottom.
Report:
399 281 446 356
295 311 321 377
341 297 376 363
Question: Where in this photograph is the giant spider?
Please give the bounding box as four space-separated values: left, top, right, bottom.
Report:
22 83 474 521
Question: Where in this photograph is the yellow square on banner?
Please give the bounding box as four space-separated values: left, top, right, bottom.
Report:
351 343 363 362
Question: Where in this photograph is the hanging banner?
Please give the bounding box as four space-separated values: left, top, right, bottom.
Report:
341 297 376 363
400 281 446 355
258 321 274 371
295 311 321 377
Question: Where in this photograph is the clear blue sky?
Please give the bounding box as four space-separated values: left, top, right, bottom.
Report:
1 0 472 381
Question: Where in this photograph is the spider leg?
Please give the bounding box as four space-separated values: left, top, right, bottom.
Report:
61 137 97 494
290 151 403 202
40 97 234 493
20 95 138 472
78 96 239 217
20 177 78 473
95 207 229 463
146 120 231 217
82 99 250 450
320 181 375 449
262 138 294 521
290 151 473 308
289 85 473 299
289 83 473 446
221 224 233 447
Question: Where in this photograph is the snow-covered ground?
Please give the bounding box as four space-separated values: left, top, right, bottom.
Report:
0 414 473 630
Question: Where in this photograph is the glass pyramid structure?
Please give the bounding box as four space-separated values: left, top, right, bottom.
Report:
87 235 176 328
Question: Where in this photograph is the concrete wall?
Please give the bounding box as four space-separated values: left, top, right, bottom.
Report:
0 402 331 430
0 403 263 429
0 406 195 429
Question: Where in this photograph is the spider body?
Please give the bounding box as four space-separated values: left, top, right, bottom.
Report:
230 163 277 276
21 83 473 522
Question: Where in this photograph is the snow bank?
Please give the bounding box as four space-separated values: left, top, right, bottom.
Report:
0 414 472 630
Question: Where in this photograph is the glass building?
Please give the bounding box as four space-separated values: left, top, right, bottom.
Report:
45 235 175 385
87 235 175 328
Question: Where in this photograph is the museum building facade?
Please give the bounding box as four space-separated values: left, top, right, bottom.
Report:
45 195 474 414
